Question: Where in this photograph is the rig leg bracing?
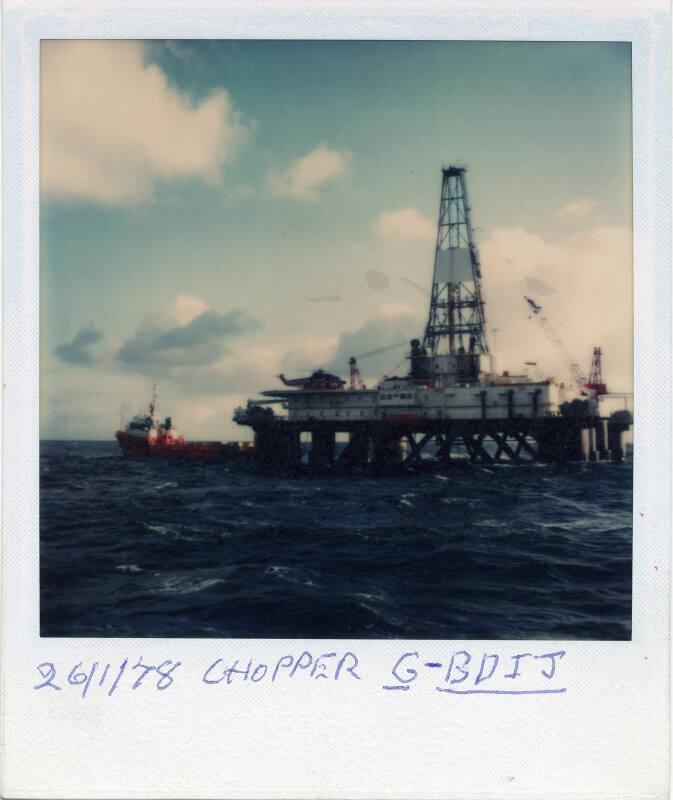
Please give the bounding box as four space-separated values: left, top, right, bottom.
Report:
248 415 629 472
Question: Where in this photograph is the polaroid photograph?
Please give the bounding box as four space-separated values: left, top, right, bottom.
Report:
2 1 670 798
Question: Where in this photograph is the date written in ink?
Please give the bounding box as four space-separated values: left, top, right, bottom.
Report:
33 657 181 698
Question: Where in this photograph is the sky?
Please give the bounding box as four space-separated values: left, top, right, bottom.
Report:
40 39 633 440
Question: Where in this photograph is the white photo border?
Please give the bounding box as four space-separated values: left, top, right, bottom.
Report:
2 1 670 798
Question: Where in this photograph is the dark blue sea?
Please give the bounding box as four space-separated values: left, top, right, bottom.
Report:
40 441 632 640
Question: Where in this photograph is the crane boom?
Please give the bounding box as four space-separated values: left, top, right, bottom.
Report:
524 297 588 387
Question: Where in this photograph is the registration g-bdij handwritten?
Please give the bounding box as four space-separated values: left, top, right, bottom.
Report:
33 649 566 698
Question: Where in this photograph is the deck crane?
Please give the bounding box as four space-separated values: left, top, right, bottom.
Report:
347 339 410 390
524 296 592 392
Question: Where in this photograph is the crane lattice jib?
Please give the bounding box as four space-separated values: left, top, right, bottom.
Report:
422 167 489 356
536 315 588 386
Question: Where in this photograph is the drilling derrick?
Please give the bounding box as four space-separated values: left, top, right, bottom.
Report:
586 346 608 397
421 166 489 384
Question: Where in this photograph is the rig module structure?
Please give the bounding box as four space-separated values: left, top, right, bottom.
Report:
234 166 632 470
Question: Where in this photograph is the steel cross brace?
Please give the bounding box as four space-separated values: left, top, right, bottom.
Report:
462 431 493 463
491 431 520 463
510 430 538 460
402 432 433 465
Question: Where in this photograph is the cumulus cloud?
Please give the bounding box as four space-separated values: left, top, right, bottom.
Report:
54 327 103 365
558 197 599 220
322 309 422 381
117 308 261 370
164 347 281 396
172 294 210 326
480 225 633 391
278 336 340 375
273 308 421 387
268 143 352 201
41 40 248 205
373 208 435 242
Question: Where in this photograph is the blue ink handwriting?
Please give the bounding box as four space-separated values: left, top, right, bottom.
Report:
34 657 181 697
203 650 361 685
34 649 566 697
382 650 566 694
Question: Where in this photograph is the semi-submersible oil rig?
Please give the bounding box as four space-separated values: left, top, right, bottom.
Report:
234 166 632 470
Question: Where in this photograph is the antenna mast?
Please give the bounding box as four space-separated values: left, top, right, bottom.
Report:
422 167 489 359
586 346 608 396
588 347 603 385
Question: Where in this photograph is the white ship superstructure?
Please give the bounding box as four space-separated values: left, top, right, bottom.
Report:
121 385 183 443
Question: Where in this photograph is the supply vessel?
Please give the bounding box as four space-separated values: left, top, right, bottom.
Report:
234 166 632 469
116 387 254 460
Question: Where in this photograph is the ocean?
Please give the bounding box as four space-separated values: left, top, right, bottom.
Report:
40 441 632 640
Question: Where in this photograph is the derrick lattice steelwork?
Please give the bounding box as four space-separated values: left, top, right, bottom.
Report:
422 167 489 364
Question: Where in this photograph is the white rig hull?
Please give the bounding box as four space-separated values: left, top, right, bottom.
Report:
262 380 575 424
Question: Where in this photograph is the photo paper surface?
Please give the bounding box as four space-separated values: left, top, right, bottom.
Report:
2 1 670 798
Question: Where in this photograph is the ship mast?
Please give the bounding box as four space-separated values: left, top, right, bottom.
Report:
422 166 489 361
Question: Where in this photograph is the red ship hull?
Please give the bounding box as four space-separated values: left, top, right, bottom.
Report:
115 431 253 461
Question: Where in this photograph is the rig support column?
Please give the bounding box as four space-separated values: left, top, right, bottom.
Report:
253 427 274 466
255 426 300 469
595 418 609 460
339 430 370 467
309 429 335 468
607 423 625 461
607 411 632 462
373 431 404 468
535 418 584 463
582 426 597 461
279 428 301 469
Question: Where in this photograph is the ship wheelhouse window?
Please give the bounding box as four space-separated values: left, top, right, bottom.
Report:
129 422 150 431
